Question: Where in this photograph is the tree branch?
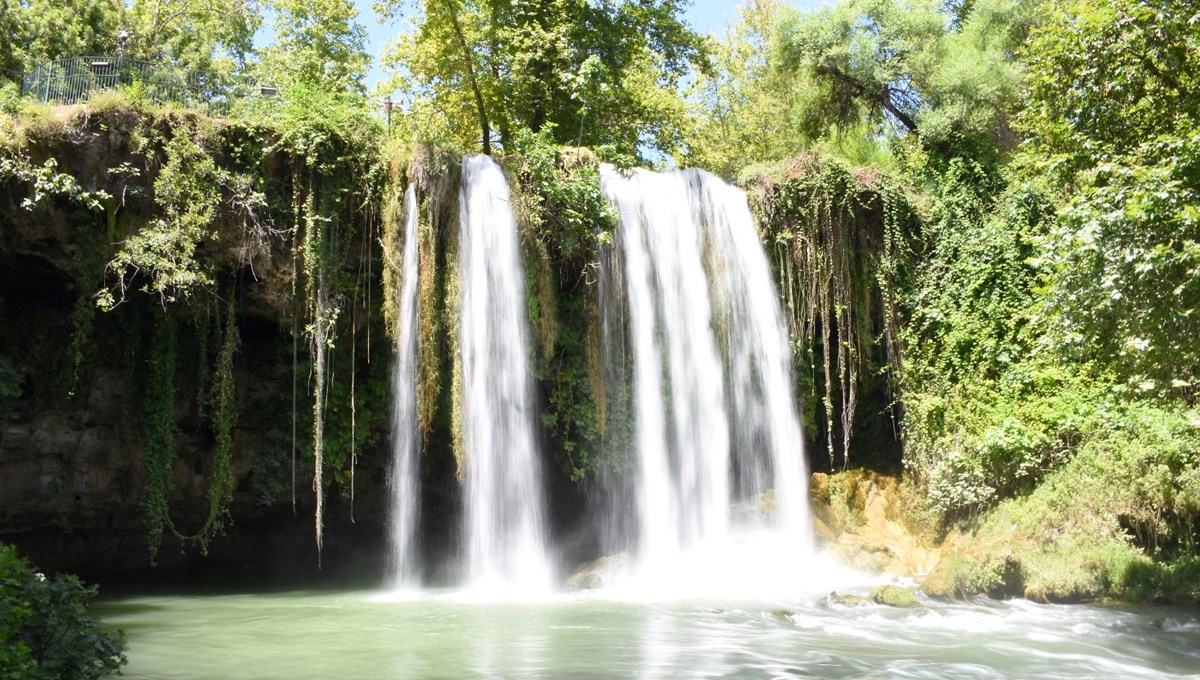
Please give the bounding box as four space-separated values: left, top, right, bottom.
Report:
821 57 919 135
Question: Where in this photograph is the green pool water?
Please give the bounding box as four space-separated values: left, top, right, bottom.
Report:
96 588 1200 679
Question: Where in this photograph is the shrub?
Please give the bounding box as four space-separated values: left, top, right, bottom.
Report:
0 544 125 679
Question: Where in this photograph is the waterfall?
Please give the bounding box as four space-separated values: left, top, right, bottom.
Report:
603 169 732 567
458 154 553 592
691 173 812 543
600 165 813 590
386 184 422 589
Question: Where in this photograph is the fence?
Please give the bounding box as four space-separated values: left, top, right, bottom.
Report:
20 56 277 117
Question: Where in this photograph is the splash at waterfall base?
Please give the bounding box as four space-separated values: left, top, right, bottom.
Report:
566 471 937 597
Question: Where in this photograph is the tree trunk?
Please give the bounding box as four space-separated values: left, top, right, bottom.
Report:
446 0 491 154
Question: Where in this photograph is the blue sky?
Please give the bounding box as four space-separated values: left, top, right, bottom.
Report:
342 0 828 93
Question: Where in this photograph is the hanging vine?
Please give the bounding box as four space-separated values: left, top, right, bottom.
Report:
746 154 916 470
303 177 338 561
143 305 177 564
194 293 239 554
142 292 240 561
269 87 383 562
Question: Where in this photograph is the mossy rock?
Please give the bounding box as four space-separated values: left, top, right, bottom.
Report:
809 472 831 506
870 585 921 607
825 591 868 607
923 554 1024 600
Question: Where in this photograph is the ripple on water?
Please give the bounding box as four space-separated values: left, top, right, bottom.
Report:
96 590 1200 680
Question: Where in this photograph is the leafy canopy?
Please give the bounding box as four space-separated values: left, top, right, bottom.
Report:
681 0 816 176
378 0 708 159
774 0 1031 159
260 0 370 93
1026 0 1200 394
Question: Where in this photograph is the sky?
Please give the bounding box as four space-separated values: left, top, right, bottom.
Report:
340 0 828 94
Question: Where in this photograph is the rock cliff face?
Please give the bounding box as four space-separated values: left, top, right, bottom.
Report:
0 105 598 586
0 105 392 584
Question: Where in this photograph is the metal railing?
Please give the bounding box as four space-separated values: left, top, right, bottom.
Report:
20 56 277 117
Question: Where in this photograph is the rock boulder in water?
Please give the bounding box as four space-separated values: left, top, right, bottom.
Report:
566 552 631 590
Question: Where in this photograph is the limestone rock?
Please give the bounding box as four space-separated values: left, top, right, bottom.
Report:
810 470 941 578
566 551 631 590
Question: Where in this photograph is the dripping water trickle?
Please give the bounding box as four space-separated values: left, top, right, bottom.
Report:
386 184 422 590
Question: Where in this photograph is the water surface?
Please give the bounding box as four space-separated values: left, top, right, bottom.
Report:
99 588 1200 679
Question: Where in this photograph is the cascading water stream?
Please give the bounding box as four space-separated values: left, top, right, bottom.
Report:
458 154 553 593
386 184 422 589
691 173 813 545
600 165 813 594
602 169 732 570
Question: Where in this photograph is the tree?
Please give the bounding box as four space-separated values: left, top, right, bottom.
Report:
1026 0 1200 395
0 544 125 679
260 0 369 93
122 0 261 78
680 0 812 176
0 0 260 90
774 0 1031 158
1020 0 1200 178
0 0 121 83
377 0 708 159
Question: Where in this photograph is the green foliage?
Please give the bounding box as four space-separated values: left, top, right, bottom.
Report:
1122 556 1200 605
923 554 1025 600
924 400 1200 602
1036 129 1200 396
881 0 1200 604
378 0 707 159
0 0 120 82
1019 0 1200 178
509 129 618 480
121 0 261 78
902 165 1045 385
905 365 1106 516
143 306 177 563
267 86 381 173
1 0 260 86
513 128 616 262
774 0 1030 161
1015 0 1200 393
0 153 110 211
260 0 369 93
101 119 266 309
681 0 816 176
0 83 22 116
0 544 125 679
896 156 1068 515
